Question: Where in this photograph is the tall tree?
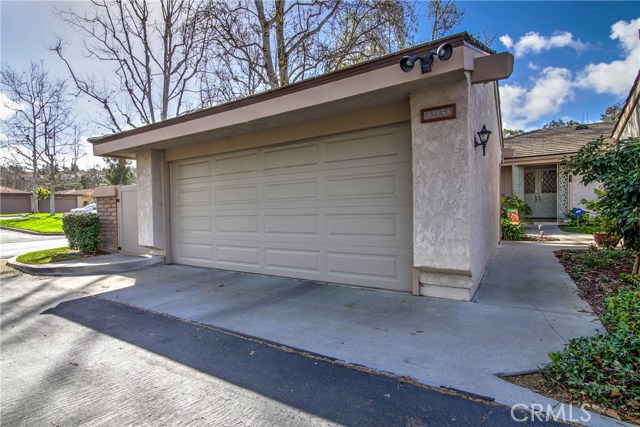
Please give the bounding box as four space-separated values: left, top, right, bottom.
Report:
201 0 415 104
1 62 71 213
427 0 464 41
105 158 135 185
543 119 581 129
52 0 217 132
600 102 622 122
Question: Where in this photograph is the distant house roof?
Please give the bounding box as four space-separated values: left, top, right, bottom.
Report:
503 122 615 159
57 189 94 196
0 186 30 194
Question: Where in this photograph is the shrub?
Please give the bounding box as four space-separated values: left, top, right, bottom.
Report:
501 194 533 223
542 285 640 413
501 218 526 240
62 212 102 254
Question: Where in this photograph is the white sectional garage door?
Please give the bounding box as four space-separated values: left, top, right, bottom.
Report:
170 124 413 291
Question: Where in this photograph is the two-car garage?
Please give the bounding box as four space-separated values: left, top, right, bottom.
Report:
170 124 413 291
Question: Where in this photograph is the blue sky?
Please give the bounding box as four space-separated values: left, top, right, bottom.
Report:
1 1 639 166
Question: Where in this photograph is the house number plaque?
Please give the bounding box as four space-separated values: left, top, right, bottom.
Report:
420 104 456 123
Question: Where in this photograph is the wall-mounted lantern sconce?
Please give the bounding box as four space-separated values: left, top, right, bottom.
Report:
474 125 491 156
400 43 453 74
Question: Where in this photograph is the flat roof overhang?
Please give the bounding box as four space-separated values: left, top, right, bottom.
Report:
90 34 513 159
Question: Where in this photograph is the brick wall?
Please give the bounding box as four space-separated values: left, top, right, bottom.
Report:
96 195 118 253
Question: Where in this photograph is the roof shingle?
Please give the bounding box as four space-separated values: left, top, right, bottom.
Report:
504 122 615 159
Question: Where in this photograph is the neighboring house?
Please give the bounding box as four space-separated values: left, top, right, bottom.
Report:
57 189 94 207
39 189 94 213
0 186 32 214
501 69 640 221
88 33 514 301
500 122 615 220
611 69 640 141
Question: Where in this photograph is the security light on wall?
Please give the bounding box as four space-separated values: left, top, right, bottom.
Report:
474 125 492 156
399 43 453 74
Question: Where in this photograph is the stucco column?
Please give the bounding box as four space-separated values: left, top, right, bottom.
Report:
410 79 473 300
136 149 165 252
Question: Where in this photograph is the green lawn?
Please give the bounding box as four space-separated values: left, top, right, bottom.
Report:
0 214 64 233
559 225 603 234
16 247 82 265
0 213 28 217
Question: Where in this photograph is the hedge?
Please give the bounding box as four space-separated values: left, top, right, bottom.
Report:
62 212 102 254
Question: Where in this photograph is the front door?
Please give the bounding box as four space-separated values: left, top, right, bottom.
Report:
524 168 557 218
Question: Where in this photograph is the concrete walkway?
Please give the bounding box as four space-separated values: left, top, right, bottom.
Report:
31 227 629 426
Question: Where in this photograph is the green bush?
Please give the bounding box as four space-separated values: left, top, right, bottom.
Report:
501 194 533 223
62 212 102 254
501 218 526 240
542 285 640 412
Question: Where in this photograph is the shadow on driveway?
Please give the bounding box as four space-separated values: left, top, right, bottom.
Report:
43 295 567 427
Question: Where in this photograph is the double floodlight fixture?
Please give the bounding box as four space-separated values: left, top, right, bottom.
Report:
399 43 453 74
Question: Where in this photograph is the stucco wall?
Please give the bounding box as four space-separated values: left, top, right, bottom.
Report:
467 80 502 296
136 149 165 251
570 175 600 211
411 78 471 274
410 76 501 300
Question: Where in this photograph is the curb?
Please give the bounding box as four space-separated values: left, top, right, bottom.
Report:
7 254 165 276
0 226 65 236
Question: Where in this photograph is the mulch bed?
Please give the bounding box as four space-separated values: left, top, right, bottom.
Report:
555 249 635 315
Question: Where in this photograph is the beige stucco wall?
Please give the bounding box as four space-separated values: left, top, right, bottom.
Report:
136 149 165 252
411 79 471 274
410 76 500 300
569 175 600 211
467 80 502 297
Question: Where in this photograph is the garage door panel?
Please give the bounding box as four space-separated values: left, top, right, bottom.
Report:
264 248 321 273
176 159 212 180
263 179 319 201
177 242 213 263
217 245 261 267
264 214 319 236
177 215 213 233
216 215 260 234
214 152 259 176
264 143 319 170
171 124 412 291
215 184 259 204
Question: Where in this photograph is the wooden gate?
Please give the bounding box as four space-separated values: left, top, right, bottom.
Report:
117 185 149 255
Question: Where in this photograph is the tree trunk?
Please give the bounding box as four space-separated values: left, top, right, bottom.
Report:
49 186 56 216
633 252 640 275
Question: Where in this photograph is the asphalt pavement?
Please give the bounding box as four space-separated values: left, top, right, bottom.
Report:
0 228 67 260
1 267 569 426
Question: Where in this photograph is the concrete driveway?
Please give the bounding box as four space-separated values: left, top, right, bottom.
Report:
33 233 626 426
0 228 67 260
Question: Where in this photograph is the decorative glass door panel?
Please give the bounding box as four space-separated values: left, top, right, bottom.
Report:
524 168 557 218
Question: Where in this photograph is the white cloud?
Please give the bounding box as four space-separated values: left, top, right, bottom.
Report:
527 62 540 71
0 93 21 120
500 67 575 130
576 18 640 96
499 31 587 57
499 34 514 50
75 136 106 170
